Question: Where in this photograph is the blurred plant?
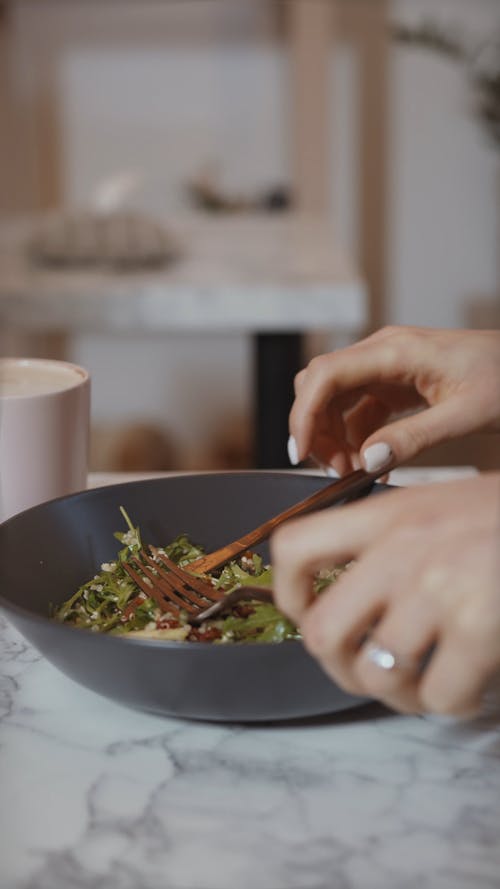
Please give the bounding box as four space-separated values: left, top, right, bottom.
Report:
392 20 500 150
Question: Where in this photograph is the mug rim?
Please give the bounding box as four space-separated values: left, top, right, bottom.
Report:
0 357 90 399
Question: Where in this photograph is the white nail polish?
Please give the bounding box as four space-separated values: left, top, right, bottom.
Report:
363 442 393 473
323 465 339 478
287 435 299 466
310 455 339 478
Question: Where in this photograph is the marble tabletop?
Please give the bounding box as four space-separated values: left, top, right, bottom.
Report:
2 468 500 889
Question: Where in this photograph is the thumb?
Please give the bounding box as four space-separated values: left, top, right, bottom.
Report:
360 397 473 472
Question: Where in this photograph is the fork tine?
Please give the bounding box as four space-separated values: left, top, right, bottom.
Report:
122 560 182 617
137 556 203 611
130 555 199 614
148 547 225 602
125 549 276 628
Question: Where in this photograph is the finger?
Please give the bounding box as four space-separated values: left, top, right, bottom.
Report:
354 594 439 713
310 442 356 477
289 339 422 461
309 400 358 476
298 560 389 696
271 495 396 625
360 395 482 472
291 376 362 470
299 539 433 704
293 367 306 395
343 395 393 452
419 633 498 717
272 479 455 629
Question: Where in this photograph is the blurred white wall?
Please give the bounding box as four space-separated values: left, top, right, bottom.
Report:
61 28 291 461
13 0 497 462
61 45 291 215
389 0 499 328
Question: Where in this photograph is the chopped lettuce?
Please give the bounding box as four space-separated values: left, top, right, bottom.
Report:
54 509 347 643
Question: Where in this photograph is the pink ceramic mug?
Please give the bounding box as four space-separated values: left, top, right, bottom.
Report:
0 358 90 523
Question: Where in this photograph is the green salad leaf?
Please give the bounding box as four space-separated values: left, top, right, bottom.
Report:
53 509 347 643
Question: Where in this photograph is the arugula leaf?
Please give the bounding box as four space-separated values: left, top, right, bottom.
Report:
219 603 299 643
54 509 348 643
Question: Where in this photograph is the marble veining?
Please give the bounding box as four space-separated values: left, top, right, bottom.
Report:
2 615 500 889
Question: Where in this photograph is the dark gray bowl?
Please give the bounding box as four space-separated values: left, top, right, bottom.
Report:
0 472 384 722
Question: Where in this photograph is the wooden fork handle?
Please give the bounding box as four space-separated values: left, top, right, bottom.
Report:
189 469 378 574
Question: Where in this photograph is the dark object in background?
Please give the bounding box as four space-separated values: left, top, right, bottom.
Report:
0 472 385 722
261 185 292 212
254 332 302 469
186 168 292 214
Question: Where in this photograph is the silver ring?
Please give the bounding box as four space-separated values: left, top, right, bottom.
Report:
364 642 417 672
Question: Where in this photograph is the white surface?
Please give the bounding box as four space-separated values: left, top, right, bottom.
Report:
1 622 500 889
2 466 498 889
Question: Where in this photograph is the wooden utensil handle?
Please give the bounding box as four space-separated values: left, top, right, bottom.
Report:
192 469 377 574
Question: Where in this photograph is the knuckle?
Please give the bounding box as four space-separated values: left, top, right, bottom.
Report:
365 325 403 345
371 327 418 375
306 353 334 385
450 603 493 645
375 342 404 375
378 324 402 339
293 368 306 393
308 353 328 372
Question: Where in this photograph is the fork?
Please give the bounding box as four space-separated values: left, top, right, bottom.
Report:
187 467 380 575
122 546 273 626
122 467 380 624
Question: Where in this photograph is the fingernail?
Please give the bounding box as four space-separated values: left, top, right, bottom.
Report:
363 442 393 473
310 455 339 478
287 435 299 466
323 464 340 478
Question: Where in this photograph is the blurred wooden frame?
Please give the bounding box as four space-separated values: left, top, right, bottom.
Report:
1 0 389 332
288 0 389 332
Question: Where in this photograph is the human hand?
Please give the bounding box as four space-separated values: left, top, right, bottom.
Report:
288 326 500 475
271 473 500 717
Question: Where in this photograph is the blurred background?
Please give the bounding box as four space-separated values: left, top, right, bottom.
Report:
0 0 499 472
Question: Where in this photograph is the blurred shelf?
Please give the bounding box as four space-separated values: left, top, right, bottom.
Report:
0 213 367 334
0 212 368 469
